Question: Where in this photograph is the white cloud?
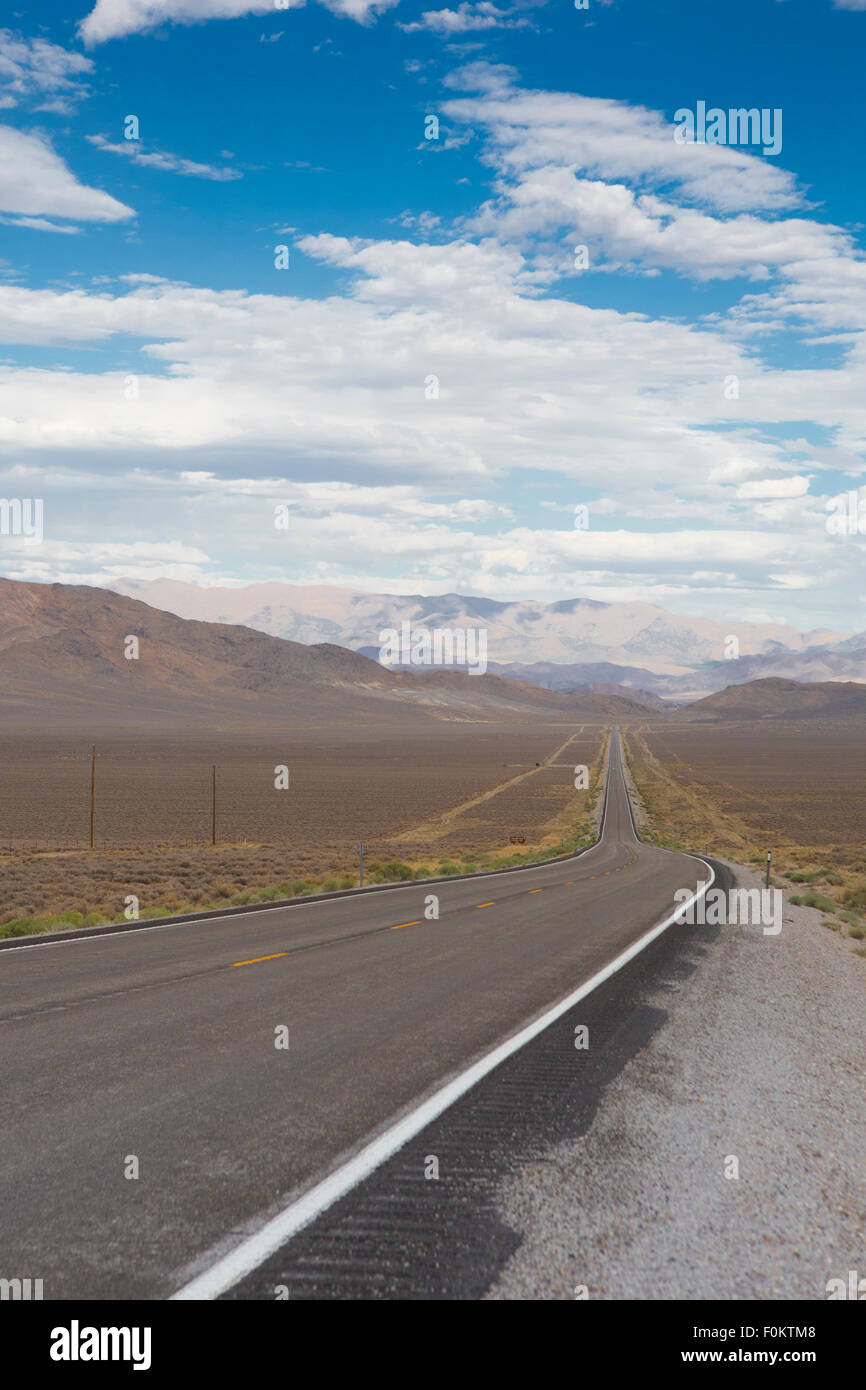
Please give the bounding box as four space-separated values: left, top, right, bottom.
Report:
87 133 242 181
0 466 853 611
0 539 211 587
79 0 399 46
0 31 93 113
400 3 532 34
0 257 842 496
431 62 866 373
299 230 541 300
181 471 514 519
443 65 802 215
736 476 811 500
1 63 864 624
465 168 852 282
0 126 135 223
0 214 81 234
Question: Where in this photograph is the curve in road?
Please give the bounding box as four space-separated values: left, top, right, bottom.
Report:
0 727 712 1299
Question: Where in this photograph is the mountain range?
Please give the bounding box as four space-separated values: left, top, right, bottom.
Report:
0 578 652 730
1 577 863 728
112 578 857 701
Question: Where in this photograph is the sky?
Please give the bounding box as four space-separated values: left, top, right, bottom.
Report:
0 0 865 632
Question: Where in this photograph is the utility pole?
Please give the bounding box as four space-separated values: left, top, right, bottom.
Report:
89 745 96 850
765 849 771 889
211 765 216 846
359 842 365 887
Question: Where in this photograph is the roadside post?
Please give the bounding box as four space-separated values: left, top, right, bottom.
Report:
765 850 771 888
359 842 365 888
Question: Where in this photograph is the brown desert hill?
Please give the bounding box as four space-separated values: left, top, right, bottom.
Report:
0 577 399 725
0 578 653 729
390 664 654 719
674 676 866 722
577 682 670 710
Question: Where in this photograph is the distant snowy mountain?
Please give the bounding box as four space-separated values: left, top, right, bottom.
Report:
111 579 845 677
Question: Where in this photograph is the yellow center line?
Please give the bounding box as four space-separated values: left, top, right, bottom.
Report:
391 920 422 930
477 902 495 908
232 953 287 967
529 888 542 894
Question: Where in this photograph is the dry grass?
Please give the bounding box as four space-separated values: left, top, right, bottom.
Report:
623 720 866 946
0 724 607 938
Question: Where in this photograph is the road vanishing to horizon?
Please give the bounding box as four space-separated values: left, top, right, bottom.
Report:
0 730 718 1300
2 0 865 1369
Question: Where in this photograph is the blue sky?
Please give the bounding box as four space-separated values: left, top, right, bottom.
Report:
1 0 865 632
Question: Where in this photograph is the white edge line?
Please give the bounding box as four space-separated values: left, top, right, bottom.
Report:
171 853 716 1301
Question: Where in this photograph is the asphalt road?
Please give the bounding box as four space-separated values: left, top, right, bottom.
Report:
0 729 709 1300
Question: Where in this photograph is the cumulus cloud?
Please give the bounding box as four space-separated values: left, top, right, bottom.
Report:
79 0 399 46
0 252 841 492
0 538 211 588
464 168 851 282
0 64 863 621
0 458 853 611
0 31 93 113
736 477 812 500
433 63 866 360
400 3 533 34
0 126 135 223
443 65 803 215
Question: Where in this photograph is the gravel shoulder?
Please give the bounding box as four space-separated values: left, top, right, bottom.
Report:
485 861 866 1300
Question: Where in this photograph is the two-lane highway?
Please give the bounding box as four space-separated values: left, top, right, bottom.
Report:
0 729 710 1298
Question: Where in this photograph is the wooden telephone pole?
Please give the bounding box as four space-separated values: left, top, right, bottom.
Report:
89 745 96 850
